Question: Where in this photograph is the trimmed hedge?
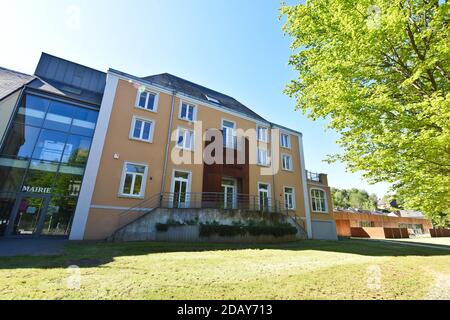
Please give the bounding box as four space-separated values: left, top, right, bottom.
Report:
155 223 169 232
199 223 297 238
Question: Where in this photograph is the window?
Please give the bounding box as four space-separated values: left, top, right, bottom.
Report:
360 221 374 228
222 120 236 148
130 117 154 142
311 189 327 212
32 129 68 162
71 107 98 137
205 94 220 104
177 128 194 150
258 183 270 210
0 157 28 193
282 154 293 171
136 90 157 111
179 102 196 121
62 135 92 165
0 124 40 159
22 160 59 192
43 101 74 132
257 126 268 142
257 148 269 166
120 163 147 197
284 187 295 210
16 95 50 127
280 133 291 149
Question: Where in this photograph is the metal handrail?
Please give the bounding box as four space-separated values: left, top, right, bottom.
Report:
159 192 286 213
119 192 288 217
306 170 320 182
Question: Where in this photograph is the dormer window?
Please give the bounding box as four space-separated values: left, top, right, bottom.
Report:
205 94 220 104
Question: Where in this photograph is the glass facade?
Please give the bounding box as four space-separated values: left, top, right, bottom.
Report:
0 94 98 236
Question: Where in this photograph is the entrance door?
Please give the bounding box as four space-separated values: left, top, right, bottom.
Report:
221 179 236 209
172 171 190 208
8 194 50 236
258 183 270 211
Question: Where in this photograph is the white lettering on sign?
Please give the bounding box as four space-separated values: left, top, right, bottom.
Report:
21 186 52 194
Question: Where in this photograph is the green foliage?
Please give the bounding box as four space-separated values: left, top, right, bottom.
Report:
332 187 378 210
155 223 169 232
281 0 450 225
199 222 297 238
155 219 185 232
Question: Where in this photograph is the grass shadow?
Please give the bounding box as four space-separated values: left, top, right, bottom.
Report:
0 238 449 270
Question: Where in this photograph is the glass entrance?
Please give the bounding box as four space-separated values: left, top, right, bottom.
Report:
172 171 190 208
12 195 49 235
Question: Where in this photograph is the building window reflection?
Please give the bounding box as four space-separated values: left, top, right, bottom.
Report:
0 93 98 236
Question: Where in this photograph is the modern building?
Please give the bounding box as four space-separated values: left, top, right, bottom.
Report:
0 53 105 237
0 53 337 241
333 210 433 238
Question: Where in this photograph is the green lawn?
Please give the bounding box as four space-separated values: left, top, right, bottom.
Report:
386 237 450 247
1 240 449 300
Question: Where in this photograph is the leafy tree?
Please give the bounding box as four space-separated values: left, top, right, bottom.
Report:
331 187 378 210
281 0 450 226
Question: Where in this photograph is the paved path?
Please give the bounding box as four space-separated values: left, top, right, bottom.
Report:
0 238 67 256
361 238 450 251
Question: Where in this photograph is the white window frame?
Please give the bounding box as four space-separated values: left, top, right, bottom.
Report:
257 147 269 166
179 101 197 122
281 153 293 171
284 186 296 210
222 119 237 149
176 127 195 151
257 182 271 209
169 169 192 208
280 132 291 149
310 188 328 213
129 116 155 143
257 125 269 143
135 89 159 112
118 161 148 199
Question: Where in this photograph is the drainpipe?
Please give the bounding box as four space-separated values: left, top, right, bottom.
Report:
160 90 177 206
270 123 277 211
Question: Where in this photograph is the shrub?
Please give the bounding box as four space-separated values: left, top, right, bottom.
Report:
155 219 185 232
199 223 297 238
155 223 169 232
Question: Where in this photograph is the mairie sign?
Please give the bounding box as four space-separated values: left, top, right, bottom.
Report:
21 186 52 194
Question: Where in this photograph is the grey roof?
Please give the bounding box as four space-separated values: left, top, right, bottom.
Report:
399 210 425 218
35 53 106 94
27 77 104 106
0 67 35 100
142 73 268 123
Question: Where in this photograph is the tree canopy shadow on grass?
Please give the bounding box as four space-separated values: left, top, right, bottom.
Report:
0 238 448 270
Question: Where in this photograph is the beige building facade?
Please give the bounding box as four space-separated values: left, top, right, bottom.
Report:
69 69 337 241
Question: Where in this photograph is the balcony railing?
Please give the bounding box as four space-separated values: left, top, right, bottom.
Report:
118 192 289 224
306 171 321 182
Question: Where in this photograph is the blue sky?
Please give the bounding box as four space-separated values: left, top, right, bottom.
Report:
0 0 390 197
